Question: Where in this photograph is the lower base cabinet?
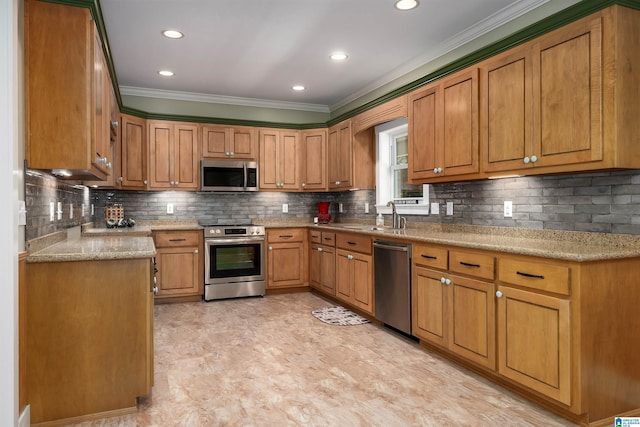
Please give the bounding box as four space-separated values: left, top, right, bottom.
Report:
153 230 203 301
335 233 374 315
266 228 308 289
26 258 154 424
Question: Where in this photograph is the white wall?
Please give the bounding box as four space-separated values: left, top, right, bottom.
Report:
0 0 21 425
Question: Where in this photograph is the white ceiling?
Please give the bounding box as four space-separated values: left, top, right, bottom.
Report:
100 0 554 113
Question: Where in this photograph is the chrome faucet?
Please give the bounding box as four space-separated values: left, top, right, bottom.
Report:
387 201 406 229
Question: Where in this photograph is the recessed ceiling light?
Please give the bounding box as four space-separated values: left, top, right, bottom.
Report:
292 85 305 91
158 70 174 77
330 52 348 61
395 0 419 10
162 29 184 39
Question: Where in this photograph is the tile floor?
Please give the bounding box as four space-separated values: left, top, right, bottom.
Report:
74 292 577 426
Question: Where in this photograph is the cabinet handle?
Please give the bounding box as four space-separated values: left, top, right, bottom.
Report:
323 237 332 241
516 271 545 280
153 286 158 295
194 249 199 254
460 261 480 268
169 238 186 242
496 291 503 298
347 241 357 245
347 254 354 260
153 276 157 284
279 235 293 239
420 254 437 260
317 247 323 252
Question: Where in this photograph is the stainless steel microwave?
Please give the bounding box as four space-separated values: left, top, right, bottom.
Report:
200 160 258 191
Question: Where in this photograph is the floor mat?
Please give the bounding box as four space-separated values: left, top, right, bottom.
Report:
311 306 370 326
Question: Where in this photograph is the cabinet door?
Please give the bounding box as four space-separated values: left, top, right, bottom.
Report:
328 121 352 189
532 16 602 168
412 266 448 347
230 126 258 160
279 131 300 190
267 242 305 288
497 286 571 405
319 246 336 296
408 83 440 181
155 247 200 296
351 253 373 315
441 68 479 176
482 48 534 173
300 129 327 191
449 274 496 369
201 124 229 158
93 31 110 176
149 122 173 189
173 124 199 189
335 249 353 302
120 114 148 189
309 244 321 290
259 129 279 189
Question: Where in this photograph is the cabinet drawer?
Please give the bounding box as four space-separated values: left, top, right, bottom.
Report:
413 245 448 270
336 233 371 254
310 230 321 244
449 250 495 280
498 258 570 295
154 231 200 248
267 228 305 243
321 232 336 247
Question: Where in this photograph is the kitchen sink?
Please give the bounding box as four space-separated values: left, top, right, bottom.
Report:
340 225 388 231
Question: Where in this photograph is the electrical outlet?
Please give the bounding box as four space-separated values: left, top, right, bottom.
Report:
49 202 55 222
364 202 369 214
430 202 440 215
81 204 86 217
57 202 63 220
167 203 174 214
446 201 453 216
69 203 73 219
504 201 513 218
91 204 94 216
339 203 344 213
282 203 288 213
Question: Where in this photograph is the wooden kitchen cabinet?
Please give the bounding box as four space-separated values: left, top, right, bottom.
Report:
328 120 353 190
266 228 308 289
335 233 374 314
300 129 328 191
153 230 203 301
412 245 496 370
351 95 408 136
148 120 199 190
259 129 300 190
309 230 336 296
119 114 149 189
26 257 154 424
408 68 479 182
201 124 258 160
25 0 112 180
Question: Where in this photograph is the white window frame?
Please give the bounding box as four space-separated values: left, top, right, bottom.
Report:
375 118 430 215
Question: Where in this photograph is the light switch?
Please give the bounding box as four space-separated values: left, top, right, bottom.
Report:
49 202 55 222
339 203 344 213
57 202 63 220
167 203 174 214
504 201 513 218
282 203 288 213
446 201 453 216
430 202 440 215
364 202 369 214
69 203 73 219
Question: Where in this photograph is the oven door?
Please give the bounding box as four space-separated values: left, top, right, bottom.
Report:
205 237 264 285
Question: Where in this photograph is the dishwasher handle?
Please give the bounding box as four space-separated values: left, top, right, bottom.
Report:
373 241 410 252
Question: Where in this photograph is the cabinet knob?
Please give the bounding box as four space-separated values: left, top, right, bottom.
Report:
106 162 112 169
97 157 108 164
175 181 179 185
153 286 158 295
317 247 323 252
170 181 175 185
524 156 530 164
153 276 157 284
440 277 446 284
143 180 148 185
445 278 451 285
438 167 443 173
230 151 234 156
347 254 354 260
531 155 538 163
112 120 119 127
268 246 273 251
301 183 306 188
194 249 199 254
496 291 503 298
118 176 123 182
226 152 231 156
335 181 341 185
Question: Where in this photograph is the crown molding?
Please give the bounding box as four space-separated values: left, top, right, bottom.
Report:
120 86 331 114
329 0 554 111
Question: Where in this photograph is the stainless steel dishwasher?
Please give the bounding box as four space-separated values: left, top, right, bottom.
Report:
374 240 412 335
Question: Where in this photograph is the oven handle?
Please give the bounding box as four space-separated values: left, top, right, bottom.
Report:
206 237 265 245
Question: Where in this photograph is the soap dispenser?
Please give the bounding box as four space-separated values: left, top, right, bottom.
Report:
376 212 384 227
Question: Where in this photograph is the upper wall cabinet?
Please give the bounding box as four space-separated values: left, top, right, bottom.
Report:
300 129 328 191
148 121 199 191
119 114 149 190
201 124 258 160
25 0 112 180
328 120 353 190
351 96 408 136
409 68 479 182
259 128 300 191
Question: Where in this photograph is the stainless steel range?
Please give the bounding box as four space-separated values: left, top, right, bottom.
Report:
202 224 265 301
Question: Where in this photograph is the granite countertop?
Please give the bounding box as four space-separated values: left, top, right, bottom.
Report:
27 236 156 263
256 219 640 262
82 220 202 237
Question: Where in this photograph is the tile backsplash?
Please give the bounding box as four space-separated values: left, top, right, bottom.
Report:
25 169 640 242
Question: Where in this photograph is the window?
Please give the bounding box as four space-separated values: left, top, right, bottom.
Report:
376 118 430 215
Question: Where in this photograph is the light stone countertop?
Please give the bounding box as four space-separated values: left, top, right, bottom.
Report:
82 220 203 237
27 236 156 263
258 219 640 262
